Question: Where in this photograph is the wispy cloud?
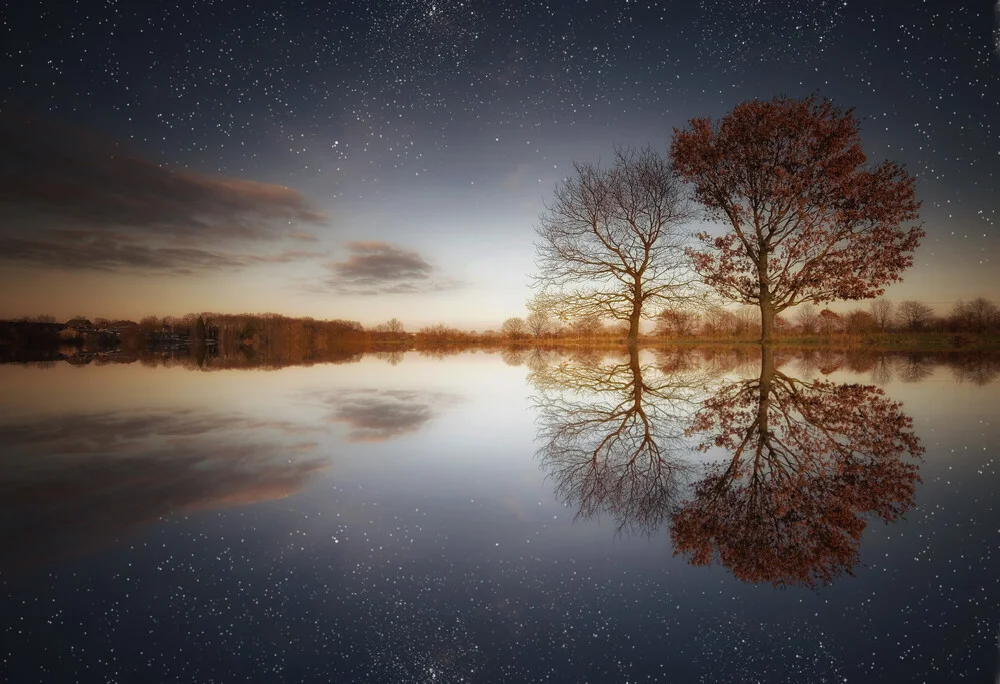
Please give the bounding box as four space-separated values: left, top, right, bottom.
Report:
321 241 460 294
0 111 327 273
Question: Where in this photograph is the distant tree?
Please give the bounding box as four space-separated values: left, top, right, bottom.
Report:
700 306 736 337
795 305 819 335
500 317 528 340
138 316 161 335
951 297 998 333
843 309 877 335
897 300 934 330
534 146 694 345
671 95 923 343
654 308 700 338
525 310 552 339
817 309 843 336
731 307 760 338
569 314 605 339
385 317 404 335
869 297 895 332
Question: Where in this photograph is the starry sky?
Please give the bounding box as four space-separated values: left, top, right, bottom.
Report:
1 0 998 329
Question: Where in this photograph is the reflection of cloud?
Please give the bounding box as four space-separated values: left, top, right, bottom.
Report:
0 111 327 273
321 241 460 295
0 409 314 453
322 389 456 442
0 409 327 575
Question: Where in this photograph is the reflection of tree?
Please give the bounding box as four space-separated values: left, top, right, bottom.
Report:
897 353 934 383
373 349 404 366
500 345 530 367
869 354 895 386
531 347 703 534
671 346 923 587
947 352 1000 386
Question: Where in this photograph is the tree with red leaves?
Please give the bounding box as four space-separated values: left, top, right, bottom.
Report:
671 96 923 343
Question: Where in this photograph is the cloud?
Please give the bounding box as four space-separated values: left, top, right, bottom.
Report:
0 111 327 273
322 241 459 294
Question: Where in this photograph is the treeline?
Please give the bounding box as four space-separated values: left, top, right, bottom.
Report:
4 295 997 365
489 295 999 345
0 313 371 365
648 296 999 341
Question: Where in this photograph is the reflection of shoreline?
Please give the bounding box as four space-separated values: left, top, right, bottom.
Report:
0 409 329 577
0 347 364 370
5 347 996 386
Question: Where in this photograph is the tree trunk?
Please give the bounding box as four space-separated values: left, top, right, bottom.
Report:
758 251 774 345
627 288 642 345
760 298 774 344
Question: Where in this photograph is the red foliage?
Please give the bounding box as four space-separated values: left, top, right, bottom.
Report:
671 348 923 587
670 96 923 339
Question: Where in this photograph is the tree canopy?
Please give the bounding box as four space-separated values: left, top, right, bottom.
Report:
671 95 923 342
533 146 694 344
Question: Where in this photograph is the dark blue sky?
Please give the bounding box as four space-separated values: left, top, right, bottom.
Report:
1 0 997 325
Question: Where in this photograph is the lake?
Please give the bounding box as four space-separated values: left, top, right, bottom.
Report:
1 347 998 683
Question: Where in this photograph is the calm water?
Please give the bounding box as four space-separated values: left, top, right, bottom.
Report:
1 348 998 683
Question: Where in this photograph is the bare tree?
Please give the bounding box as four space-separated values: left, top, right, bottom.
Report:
654 308 699 338
569 314 605 339
795 304 819 335
700 305 736 337
951 297 998 333
534 146 694 345
385 317 404 335
844 309 877 335
869 297 894 332
500 317 528 340
897 300 934 330
525 309 552 339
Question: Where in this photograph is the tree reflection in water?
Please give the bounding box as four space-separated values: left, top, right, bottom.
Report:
671 346 923 587
530 346 705 535
531 345 924 588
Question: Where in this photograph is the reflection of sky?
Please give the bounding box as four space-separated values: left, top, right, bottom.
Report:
1 352 998 681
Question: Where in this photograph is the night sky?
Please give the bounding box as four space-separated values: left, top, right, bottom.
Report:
1 0 998 328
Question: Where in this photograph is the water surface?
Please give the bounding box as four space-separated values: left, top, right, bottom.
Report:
1 348 997 682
